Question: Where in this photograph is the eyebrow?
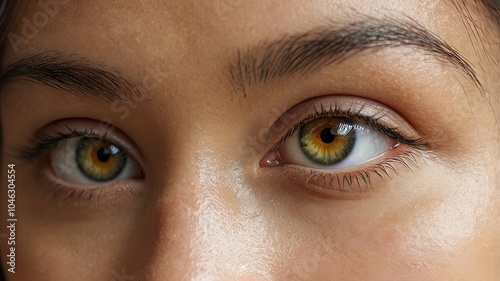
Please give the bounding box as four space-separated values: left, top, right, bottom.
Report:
0 52 141 102
229 16 483 96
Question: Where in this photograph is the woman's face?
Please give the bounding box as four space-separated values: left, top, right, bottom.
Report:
1 0 499 280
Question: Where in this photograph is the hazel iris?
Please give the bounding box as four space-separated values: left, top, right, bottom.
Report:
299 117 355 165
76 138 127 181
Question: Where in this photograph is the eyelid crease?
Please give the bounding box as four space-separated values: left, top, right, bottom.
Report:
265 95 428 153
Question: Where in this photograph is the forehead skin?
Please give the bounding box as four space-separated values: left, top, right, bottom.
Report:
0 0 499 280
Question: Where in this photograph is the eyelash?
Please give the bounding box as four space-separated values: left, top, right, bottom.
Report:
272 103 427 151
280 151 422 193
269 103 427 192
14 126 109 162
42 176 102 204
38 173 139 207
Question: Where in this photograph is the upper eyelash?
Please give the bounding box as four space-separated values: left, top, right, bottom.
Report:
13 126 109 162
270 102 428 151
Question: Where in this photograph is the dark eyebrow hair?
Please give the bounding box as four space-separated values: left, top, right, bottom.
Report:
0 51 142 102
229 17 483 96
477 0 500 28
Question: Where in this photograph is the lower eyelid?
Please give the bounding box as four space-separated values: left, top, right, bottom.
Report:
38 165 144 209
278 149 423 196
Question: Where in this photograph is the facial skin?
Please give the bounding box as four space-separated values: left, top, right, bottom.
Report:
0 0 499 280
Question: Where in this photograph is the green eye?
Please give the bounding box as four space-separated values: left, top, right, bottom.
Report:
299 117 356 165
76 138 127 182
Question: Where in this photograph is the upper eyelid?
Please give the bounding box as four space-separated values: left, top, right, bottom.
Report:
12 127 92 161
265 95 427 151
11 119 143 165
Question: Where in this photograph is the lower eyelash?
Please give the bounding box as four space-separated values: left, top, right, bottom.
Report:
38 168 142 208
35 169 103 206
280 150 422 193
48 183 102 204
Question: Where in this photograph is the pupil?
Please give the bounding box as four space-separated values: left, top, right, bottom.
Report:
320 128 336 144
97 147 111 162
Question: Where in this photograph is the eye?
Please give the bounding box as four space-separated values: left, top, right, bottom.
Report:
280 117 395 169
51 137 143 184
259 96 427 193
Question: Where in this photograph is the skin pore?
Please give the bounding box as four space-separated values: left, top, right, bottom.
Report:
0 0 499 280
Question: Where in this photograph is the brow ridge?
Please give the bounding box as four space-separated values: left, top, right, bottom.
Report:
0 51 141 102
229 16 483 96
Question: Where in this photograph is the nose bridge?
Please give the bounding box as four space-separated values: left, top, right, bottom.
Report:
140 148 274 280
191 154 274 278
